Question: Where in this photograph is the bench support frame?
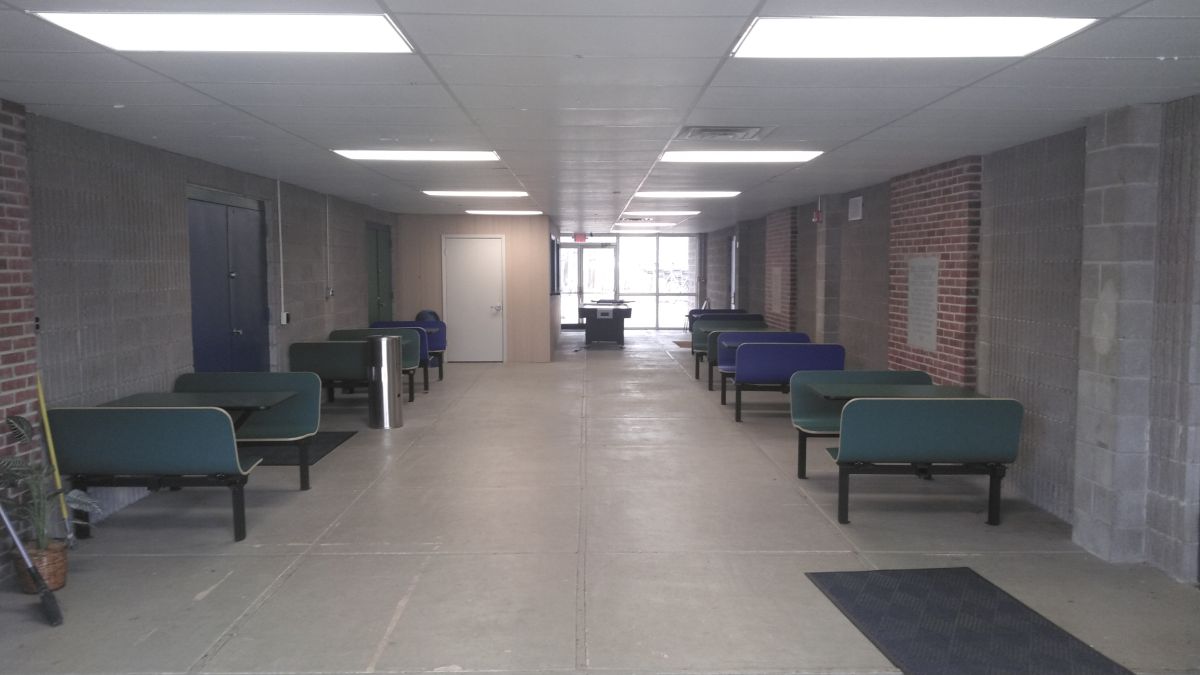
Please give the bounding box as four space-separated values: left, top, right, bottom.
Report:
70 474 251 541
238 437 313 491
795 429 838 479
734 383 789 422
836 461 1009 526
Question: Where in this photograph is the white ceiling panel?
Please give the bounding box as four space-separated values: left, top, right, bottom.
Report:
0 80 214 106
687 107 906 128
0 9 105 51
477 125 678 142
191 83 456 108
490 139 667 153
697 85 956 110
473 107 683 128
397 16 747 58
712 58 1018 88
239 105 473 127
1128 0 1200 17
981 57 1200 88
8 0 385 11
428 55 720 87
130 54 439 85
0 52 166 82
758 0 1143 17
451 84 700 111
279 124 487 149
1040 19 1200 58
930 85 1190 110
763 123 885 143
384 0 757 17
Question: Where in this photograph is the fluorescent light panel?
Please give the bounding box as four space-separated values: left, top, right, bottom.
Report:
662 150 822 163
623 211 701 217
424 190 528 198
635 191 740 199
34 12 412 53
338 150 499 161
466 210 543 216
613 223 677 229
733 16 1096 58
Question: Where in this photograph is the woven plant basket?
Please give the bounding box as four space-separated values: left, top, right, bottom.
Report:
14 540 68 593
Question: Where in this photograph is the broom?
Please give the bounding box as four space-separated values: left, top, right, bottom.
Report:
0 500 63 626
5 374 73 547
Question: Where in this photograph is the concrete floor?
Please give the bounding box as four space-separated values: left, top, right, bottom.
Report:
2 331 1198 674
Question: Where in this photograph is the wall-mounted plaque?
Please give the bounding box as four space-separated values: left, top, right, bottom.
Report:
906 256 938 351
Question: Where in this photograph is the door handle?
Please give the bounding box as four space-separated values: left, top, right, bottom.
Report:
491 305 504 312
232 329 243 336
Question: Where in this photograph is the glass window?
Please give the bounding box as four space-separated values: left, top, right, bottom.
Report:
658 236 698 294
581 246 615 300
621 295 657 328
657 295 693 330
619 236 657 294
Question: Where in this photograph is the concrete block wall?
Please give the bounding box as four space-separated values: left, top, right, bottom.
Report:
979 129 1086 522
814 198 842 344
1075 105 1162 563
1148 96 1200 581
837 183 891 369
703 226 734 308
0 100 42 555
888 157 983 386
793 205 818 335
27 114 395 519
764 208 797 330
736 218 766 315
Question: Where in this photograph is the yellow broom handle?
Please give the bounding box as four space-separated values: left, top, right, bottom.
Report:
36 373 69 523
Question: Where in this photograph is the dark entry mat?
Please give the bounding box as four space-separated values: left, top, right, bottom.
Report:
239 431 355 466
806 567 1133 675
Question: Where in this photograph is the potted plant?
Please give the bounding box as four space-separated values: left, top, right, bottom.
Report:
0 453 100 593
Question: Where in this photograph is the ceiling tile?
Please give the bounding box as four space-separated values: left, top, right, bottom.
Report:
130 53 439 85
0 52 167 82
0 9 105 51
930 85 1190 110
687 107 906 127
0 80 214 105
385 0 757 16
472 107 683 127
450 84 700 110
191 83 456 108
1125 0 1200 17
981 57 1200 88
712 59 1018 88
279 123 487 149
428 55 720 87
1040 18 1200 58
27 102 257 126
8 0 384 11
238 105 473 127
697 85 955 110
397 15 747 58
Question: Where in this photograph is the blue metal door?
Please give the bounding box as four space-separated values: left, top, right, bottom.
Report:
187 198 269 372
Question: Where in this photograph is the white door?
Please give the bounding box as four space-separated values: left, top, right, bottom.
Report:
443 235 505 361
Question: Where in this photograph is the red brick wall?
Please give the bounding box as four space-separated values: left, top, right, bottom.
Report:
887 157 982 386
764 207 797 330
0 99 40 464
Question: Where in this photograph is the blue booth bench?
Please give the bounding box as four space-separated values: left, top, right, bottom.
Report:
832 398 1024 525
48 407 260 541
789 370 933 478
174 371 322 490
691 315 768 379
716 331 811 399
704 327 772 389
371 320 447 381
732 343 845 422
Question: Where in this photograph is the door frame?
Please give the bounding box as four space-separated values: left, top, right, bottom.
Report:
442 234 507 362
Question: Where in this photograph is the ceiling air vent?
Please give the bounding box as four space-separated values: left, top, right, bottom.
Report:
675 126 770 141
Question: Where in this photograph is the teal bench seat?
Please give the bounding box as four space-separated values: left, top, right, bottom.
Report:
330 328 426 392
831 398 1024 525
174 372 321 490
790 370 933 478
691 317 768 379
47 407 260 541
289 336 417 403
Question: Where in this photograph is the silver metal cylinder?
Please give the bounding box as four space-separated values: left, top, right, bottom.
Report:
368 335 403 429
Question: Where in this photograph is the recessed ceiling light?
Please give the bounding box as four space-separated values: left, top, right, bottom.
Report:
662 150 822 163
732 16 1096 58
337 150 499 161
635 191 740 199
34 12 413 53
623 211 701 217
424 190 528 198
466 210 544 216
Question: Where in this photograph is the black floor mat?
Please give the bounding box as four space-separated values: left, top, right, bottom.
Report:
239 431 355 466
806 567 1133 675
